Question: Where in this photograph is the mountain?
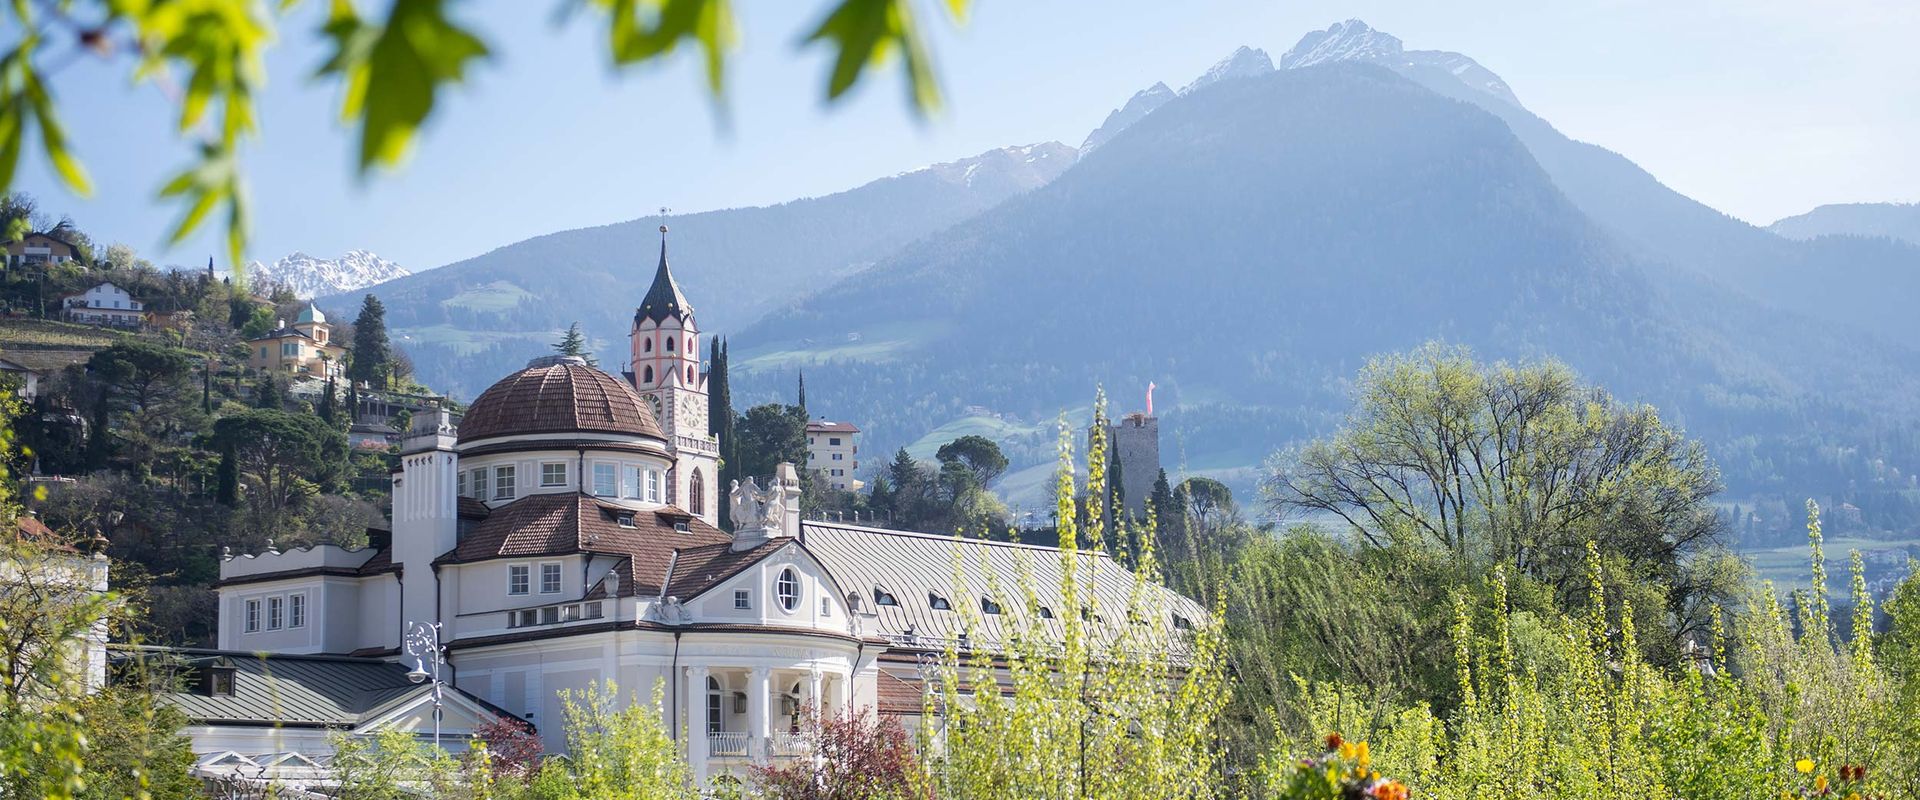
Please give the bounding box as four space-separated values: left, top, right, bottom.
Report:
328 143 1077 399
1180 46 1273 95
1769 202 1920 246
248 250 409 298
1266 21 1920 347
733 63 1920 513
1081 83 1174 154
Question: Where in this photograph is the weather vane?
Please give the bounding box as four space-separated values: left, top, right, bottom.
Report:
659 206 670 234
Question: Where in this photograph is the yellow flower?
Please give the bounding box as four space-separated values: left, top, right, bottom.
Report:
1796 759 1816 774
1357 741 1371 769
1339 742 1358 761
1815 776 1829 792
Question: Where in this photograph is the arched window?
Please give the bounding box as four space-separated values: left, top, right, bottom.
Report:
687 366 695 382
643 338 652 352
706 676 723 733
685 336 694 353
776 568 800 611
643 365 654 383
666 336 675 352
690 469 705 516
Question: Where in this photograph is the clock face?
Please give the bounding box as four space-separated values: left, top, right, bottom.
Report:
679 396 703 429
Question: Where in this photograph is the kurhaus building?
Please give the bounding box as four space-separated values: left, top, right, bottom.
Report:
212 229 1200 784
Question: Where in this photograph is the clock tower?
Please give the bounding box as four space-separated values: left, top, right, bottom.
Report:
630 224 721 526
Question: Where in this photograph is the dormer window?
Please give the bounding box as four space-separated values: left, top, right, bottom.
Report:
1039 606 1055 619
673 520 691 533
873 587 899 607
929 592 952 611
197 665 237 697
1172 615 1194 631
776 568 800 611
980 597 1002 615
616 513 637 528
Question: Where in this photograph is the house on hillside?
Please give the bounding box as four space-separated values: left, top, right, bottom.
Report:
805 420 862 491
2 231 80 268
4 515 110 693
213 229 1204 789
0 356 44 400
245 302 346 378
59 282 144 328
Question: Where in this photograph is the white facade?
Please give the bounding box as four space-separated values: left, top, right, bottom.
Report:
805 421 861 491
62 282 144 327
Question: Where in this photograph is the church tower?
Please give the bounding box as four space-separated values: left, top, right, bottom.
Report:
631 225 721 526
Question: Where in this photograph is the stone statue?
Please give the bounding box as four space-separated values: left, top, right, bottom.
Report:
759 478 787 530
729 478 757 533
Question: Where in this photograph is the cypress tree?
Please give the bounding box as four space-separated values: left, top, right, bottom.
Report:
254 372 281 409
201 357 212 413
345 382 359 424
348 294 392 390
318 375 337 424
796 369 807 416
215 444 239 506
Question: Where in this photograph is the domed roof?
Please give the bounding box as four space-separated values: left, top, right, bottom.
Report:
296 302 325 325
459 356 663 444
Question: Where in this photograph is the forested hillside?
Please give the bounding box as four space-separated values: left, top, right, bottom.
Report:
732 63 1920 543
332 143 1076 399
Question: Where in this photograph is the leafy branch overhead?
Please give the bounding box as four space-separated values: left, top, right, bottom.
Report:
0 0 968 272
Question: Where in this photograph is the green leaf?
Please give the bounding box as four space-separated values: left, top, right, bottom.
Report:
803 0 943 114
319 0 491 172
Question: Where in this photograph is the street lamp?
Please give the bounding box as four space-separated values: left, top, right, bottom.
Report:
403 621 446 750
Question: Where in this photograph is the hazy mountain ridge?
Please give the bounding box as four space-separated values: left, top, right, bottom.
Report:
1278 19 1521 108
733 62 1920 509
248 250 409 298
328 143 1077 398
1081 83 1174 153
1769 202 1920 246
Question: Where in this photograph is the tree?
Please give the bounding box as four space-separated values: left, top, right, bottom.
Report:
733 403 808 480
753 710 920 799
1176 477 1235 529
214 445 238 506
797 369 808 415
252 371 282 409
348 294 392 390
553 321 596 366
207 409 347 535
87 342 193 412
317 374 337 424
936 435 1008 488
1266 344 1725 621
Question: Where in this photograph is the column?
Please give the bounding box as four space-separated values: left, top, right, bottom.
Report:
827 671 849 718
747 667 771 763
685 666 709 783
807 670 824 722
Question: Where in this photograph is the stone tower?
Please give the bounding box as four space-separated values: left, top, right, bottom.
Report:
1105 412 1160 519
630 225 721 526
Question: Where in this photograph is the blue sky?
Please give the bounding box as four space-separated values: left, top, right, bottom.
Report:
14 0 1919 271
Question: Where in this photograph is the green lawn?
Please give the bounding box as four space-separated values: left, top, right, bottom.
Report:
395 323 550 357
1741 535 1920 594
439 281 534 314
733 320 945 372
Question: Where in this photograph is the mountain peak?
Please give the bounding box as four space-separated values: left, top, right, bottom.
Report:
248 250 411 298
1181 46 1274 95
920 142 1077 190
1081 83 1176 153
1279 19 1520 108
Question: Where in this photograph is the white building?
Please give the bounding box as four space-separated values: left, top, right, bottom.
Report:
209 229 1200 785
60 281 144 328
805 420 861 491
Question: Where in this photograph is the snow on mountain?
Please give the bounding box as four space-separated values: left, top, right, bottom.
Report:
1279 20 1521 108
1181 46 1274 95
920 142 1077 191
247 250 411 298
1081 82 1176 154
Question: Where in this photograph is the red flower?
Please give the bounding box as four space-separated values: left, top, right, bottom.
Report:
1324 732 1345 752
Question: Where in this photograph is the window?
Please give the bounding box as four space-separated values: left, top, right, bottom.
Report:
456 470 467 498
540 606 559 625
560 604 580 622
646 469 662 502
673 520 690 533
585 602 604 619
1039 606 1055 619
470 469 488 499
829 437 841 446
706 677 723 733
289 594 307 629
593 463 617 496
258 346 267 359
643 366 654 383
690 469 705 516
540 462 567 487
734 589 751 610
267 596 285 630
281 342 299 358
776 568 800 611
685 336 693 353
981 597 1002 615
622 465 641 499
1172 615 1193 631
929 592 952 611
494 465 516 500
687 365 695 382
874 587 898 606
513 609 538 627
540 563 562 594
244 599 260 632
832 453 843 461
821 597 832 617
644 338 652 352
508 565 530 595
616 513 637 529
665 336 675 352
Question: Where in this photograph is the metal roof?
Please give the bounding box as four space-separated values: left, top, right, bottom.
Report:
119 648 482 728
800 522 1204 653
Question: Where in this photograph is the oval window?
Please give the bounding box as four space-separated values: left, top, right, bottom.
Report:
776 568 800 611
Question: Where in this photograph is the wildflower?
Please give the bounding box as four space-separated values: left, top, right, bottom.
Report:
1815 775 1829 793
1357 740 1371 769
1324 732 1344 751
1797 759 1816 774
1839 764 1865 782
1370 780 1409 800
1339 741 1358 761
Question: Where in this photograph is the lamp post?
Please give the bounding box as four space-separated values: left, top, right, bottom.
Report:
404 621 446 750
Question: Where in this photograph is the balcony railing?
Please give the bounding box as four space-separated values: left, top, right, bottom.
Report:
771 731 809 757
709 731 748 758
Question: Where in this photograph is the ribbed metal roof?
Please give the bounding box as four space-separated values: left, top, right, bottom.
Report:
130 650 448 727
801 522 1204 653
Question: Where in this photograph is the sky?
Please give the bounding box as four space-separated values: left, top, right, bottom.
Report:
13 0 1920 271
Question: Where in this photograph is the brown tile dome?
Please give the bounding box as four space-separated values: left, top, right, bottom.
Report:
459 356 664 444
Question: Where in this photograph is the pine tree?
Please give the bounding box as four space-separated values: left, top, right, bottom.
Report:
797 370 808 416
348 294 392 390
553 322 596 366
254 372 281 409
215 444 239 506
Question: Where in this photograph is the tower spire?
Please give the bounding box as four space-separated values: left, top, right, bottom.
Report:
636 210 691 324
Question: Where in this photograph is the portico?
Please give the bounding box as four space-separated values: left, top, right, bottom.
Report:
683 662 854 780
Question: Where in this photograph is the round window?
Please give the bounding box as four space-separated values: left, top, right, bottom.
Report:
776 568 800 611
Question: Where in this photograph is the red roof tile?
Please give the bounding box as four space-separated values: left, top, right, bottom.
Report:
459 359 663 444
